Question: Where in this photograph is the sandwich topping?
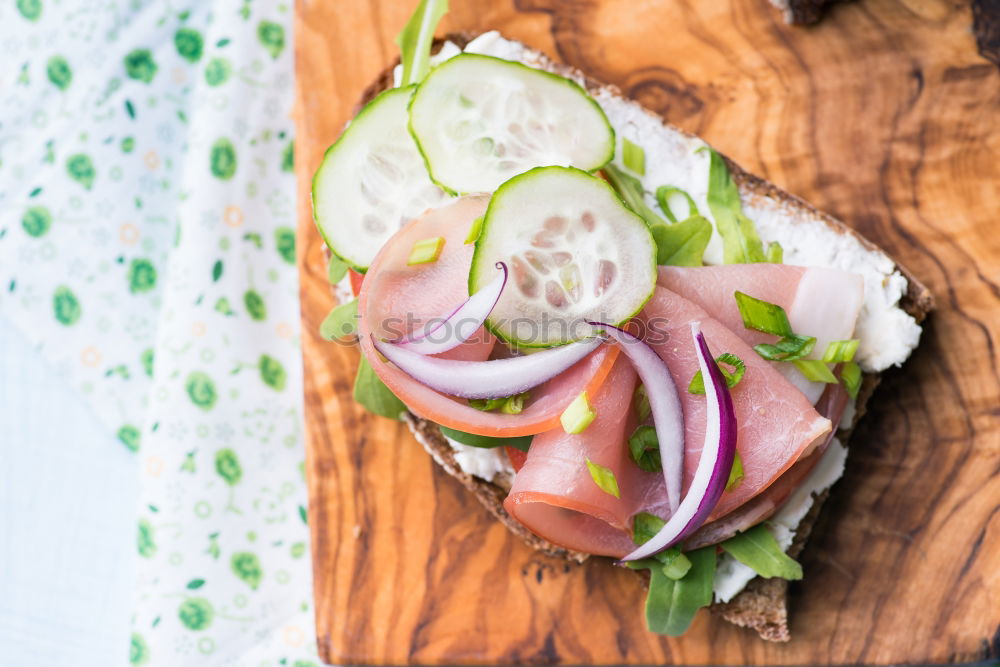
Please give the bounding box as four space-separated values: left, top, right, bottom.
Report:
313 0 923 639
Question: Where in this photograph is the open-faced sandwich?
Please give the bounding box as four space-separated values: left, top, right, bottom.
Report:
313 0 933 642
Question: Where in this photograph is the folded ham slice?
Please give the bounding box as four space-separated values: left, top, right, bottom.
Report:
658 265 863 404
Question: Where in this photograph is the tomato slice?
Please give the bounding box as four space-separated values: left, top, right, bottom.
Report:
348 269 365 297
357 195 619 437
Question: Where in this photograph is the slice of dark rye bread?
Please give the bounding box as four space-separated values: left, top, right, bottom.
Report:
345 32 935 642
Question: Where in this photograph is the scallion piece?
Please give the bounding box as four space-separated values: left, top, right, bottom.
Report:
464 215 484 244
633 384 651 422
655 185 699 224
469 391 529 414
734 291 793 337
822 339 860 364
841 361 862 399
561 391 596 434
688 352 745 394
766 241 783 264
628 425 662 472
622 137 646 176
753 334 816 362
725 451 744 492
793 359 838 383
407 236 446 265
500 391 526 415
586 458 620 498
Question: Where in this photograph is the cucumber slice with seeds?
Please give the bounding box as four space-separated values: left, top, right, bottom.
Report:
312 86 450 271
409 54 615 195
470 167 657 347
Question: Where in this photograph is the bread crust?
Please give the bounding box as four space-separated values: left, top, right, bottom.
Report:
348 32 934 642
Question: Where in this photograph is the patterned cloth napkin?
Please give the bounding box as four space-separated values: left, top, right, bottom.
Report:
1 0 319 663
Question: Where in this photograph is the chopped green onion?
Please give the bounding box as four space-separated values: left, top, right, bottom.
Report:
603 164 663 227
438 425 532 452
632 511 666 545
822 339 860 364
753 334 816 362
319 299 358 340
407 236 446 265
464 215 484 244
586 459 620 498
500 391 526 415
561 391 596 434
469 397 504 411
655 186 699 224
327 254 349 284
628 425 661 472
720 523 803 580
649 216 712 267
689 352 745 394
734 291 793 337
725 451 744 492
469 391 528 414
622 137 646 175
699 146 768 264
841 361 862 399
766 241 783 264
793 359 838 383
658 548 693 580
633 384 651 422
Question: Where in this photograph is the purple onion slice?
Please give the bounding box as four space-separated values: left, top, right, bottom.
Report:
392 262 508 356
621 322 738 561
373 336 603 400
589 321 685 514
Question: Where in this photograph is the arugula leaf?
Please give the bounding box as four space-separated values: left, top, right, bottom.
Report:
585 459 620 498
395 0 449 87
720 523 803 580
438 425 532 452
700 146 768 264
603 163 663 226
655 185 699 223
632 511 666 545
327 254 349 284
631 515 693 579
353 356 407 420
649 216 712 267
628 425 661 472
320 299 358 340
632 546 717 636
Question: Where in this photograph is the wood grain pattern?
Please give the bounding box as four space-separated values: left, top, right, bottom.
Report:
294 0 1000 663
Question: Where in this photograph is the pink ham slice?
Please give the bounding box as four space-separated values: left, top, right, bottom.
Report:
503 357 663 557
639 286 832 521
657 265 864 404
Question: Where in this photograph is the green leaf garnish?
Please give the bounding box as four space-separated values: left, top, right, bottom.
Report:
319 299 358 340
793 359 838 383
438 425 532 452
628 425 662 472
561 391 596 434
734 291 793 337
688 352 745 394
395 0 449 87
622 137 645 175
586 458 620 498
603 163 663 227
720 523 803 580
649 216 712 267
630 546 716 636
725 450 744 492
655 186 699 224
753 333 816 362
841 360 862 399
700 146 768 264
629 514 694 581
633 384 651 422
327 254 349 284
353 357 407 420
822 339 860 363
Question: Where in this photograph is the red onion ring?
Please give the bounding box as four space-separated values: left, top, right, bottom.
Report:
392 262 508 356
621 322 738 561
373 336 604 400
589 321 685 514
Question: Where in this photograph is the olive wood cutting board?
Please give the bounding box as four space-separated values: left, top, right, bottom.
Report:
293 0 1000 663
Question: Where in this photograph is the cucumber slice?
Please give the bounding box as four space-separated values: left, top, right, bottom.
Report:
409 54 615 195
312 86 450 271
470 167 657 347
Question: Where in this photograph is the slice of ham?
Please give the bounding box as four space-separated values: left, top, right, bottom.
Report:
657 265 864 403
683 380 849 549
503 357 662 557
638 286 832 521
357 195 620 436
